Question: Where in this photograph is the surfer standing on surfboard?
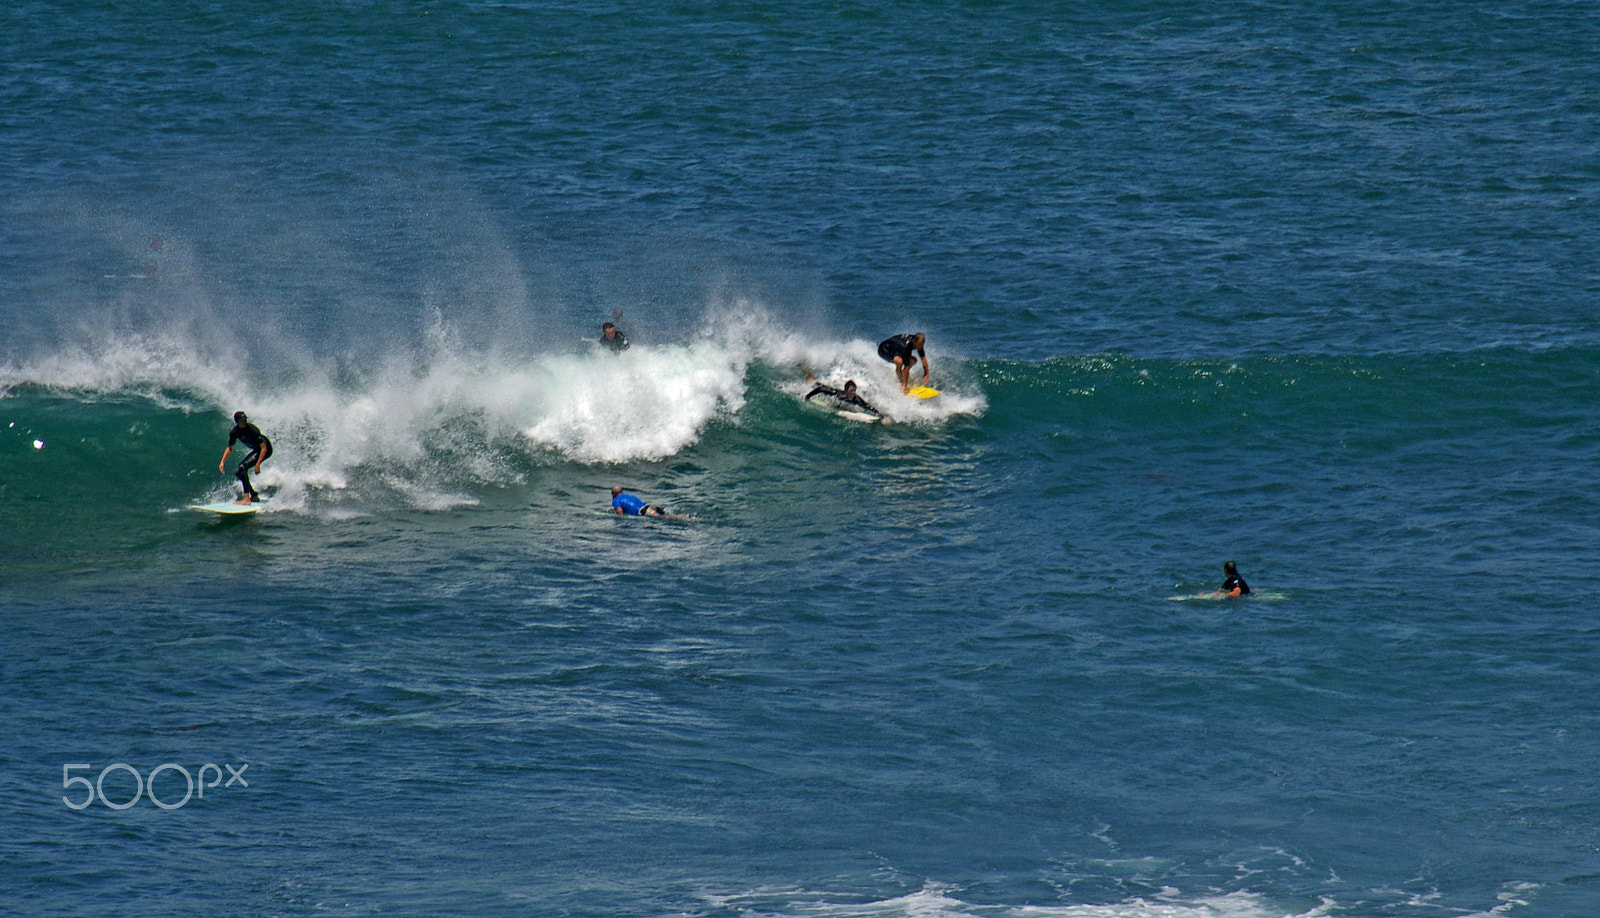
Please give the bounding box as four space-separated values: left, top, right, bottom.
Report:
218 411 272 505
802 368 889 424
877 332 930 394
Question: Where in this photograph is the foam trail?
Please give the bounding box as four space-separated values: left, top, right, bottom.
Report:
704 883 1317 918
0 330 241 408
520 341 748 462
3 298 984 513
766 335 988 424
206 337 749 513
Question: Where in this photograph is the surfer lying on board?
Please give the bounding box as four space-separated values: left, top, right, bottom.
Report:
1214 561 1251 597
218 411 272 505
600 321 630 352
802 368 890 424
611 486 688 520
877 332 930 394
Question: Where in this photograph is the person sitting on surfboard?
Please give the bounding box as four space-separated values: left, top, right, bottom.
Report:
1215 561 1251 597
611 486 682 519
877 332 930 394
600 321 630 352
802 368 887 421
218 411 272 505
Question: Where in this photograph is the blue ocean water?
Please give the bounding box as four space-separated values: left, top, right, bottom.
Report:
4 2 1600 916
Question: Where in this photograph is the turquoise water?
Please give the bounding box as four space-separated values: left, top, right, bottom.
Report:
5 3 1600 916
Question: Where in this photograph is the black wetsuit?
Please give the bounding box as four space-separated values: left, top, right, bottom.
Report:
228 421 273 499
805 384 881 417
877 334 922 366
1221 574 1250 595
600 328 630 351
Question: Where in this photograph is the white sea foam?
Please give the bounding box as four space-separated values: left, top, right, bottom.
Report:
1 300 985 510
703 883 1318 918
774 331 988 425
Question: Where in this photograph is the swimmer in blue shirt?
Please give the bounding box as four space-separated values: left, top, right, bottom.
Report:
611 486 688 520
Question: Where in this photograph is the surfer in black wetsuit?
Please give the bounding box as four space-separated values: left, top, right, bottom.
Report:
803 368 890 424
218 411 272 505
877 332 930 394
1216 560 1251 597
600 321 629 352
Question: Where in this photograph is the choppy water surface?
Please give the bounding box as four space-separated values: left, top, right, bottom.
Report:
5 2 1600 916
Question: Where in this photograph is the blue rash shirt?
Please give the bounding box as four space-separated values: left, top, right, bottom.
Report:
612 492 649 516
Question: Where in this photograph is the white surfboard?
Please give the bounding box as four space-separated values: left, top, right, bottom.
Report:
805 392 886 424
188 500 264 515
836 409 883 424
596 509 697 522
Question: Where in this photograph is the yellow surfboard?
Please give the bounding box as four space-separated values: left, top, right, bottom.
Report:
908 385 940 399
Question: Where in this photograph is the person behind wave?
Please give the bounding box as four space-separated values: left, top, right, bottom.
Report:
877 332 930 394
218 411 272 505
1215 560 1251 597
599 321 629 352
610 486 688 520
802 367 891 425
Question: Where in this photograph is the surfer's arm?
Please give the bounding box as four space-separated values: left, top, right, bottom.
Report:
218 444 231 472
920 348 931 382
